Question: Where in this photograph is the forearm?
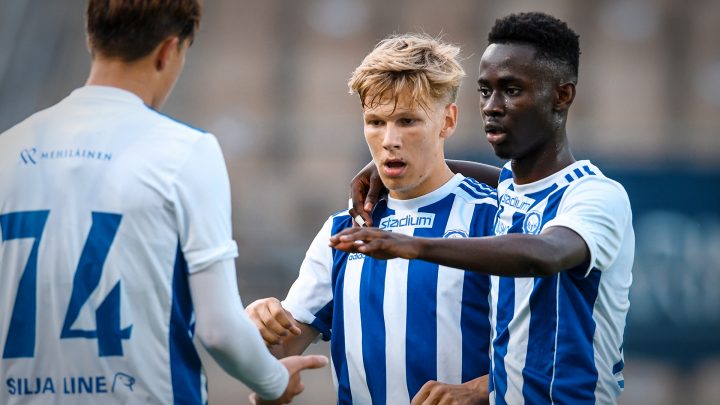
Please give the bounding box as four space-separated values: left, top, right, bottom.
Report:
446 159 501 188
190 260 288 400
417 232 583 277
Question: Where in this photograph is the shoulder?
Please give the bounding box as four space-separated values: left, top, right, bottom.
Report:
560 163 632 215
566 163 630 202
142 106 209 142
453 176 498 208
328 209 354 232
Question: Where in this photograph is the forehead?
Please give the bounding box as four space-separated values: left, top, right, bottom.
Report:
362 92 434 116
478 43 543 80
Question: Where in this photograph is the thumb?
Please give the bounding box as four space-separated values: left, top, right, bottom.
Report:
283 354 329 374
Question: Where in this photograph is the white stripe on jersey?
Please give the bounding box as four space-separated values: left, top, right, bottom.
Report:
343 254 373 404
435 195 474 383
384 230 412 404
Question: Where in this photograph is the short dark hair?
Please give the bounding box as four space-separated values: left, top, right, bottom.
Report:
86 0 202 62
488 12 580 81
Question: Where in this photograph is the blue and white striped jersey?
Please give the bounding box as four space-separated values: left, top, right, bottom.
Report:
0 86 239 404
283 174 497 405
489 160 634 405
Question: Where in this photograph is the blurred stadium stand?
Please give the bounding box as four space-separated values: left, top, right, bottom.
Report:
1 0 719 403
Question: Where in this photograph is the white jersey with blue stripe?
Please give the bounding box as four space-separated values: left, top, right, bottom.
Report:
489 160 634 405
0 86 238 404
283 173 497 405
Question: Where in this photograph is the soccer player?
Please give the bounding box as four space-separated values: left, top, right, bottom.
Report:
336 12 634 404
0 1 325 404
246 34 497 404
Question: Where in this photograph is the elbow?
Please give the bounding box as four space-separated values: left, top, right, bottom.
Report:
196 324 233 353
525 246 566 277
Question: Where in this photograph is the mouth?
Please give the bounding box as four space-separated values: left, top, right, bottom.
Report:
382 158 407 178
484 122 507 145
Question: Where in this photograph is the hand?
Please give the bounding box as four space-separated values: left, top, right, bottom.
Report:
250 355 329 404
411 376 489 405
246 298 302 347
349 160 385 227
328 227 421 260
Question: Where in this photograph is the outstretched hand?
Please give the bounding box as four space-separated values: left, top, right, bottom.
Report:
329 227 421 260
348 160 385 227
250 355 329 404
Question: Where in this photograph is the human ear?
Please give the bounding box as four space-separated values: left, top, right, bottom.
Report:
439 103 458 139
554 82 576 113
154 36 180 71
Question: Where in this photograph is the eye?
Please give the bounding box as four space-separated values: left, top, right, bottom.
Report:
506 87 521 96
477 87 491 97
398 118 417 126
366 119 384 126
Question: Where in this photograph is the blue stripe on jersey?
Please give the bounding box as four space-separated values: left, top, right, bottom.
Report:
583 165 596 176
521 275 559 403
499 167 513 184
461 178 497 197
492 277 515 405
573 168 585 179
493 208 528 403
542 186 568 221
360 255 388 404
405 194 454 398
551 269 601 404
613 359 624 374
461 271 491 381
463 204 493 381
329 215 353 404
525 184 559 209
460 183 488 199
311 301 333 341
170 243 203 405
564 173 574 182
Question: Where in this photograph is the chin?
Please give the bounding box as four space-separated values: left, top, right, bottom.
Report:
492 146 512 160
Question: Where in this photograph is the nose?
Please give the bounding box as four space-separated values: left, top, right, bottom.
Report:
481 91 504 118
382 123 401 150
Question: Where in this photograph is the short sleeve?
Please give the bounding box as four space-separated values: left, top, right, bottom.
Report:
282 216 336 340
543 177 631 277
172 134 238 273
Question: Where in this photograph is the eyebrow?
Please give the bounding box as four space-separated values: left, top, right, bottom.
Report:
477 75 524 86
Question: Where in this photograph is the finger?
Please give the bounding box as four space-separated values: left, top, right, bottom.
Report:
329 227 364 244
286 354 329 373
267 301 302 335
258 304 295 337
411 385 431 405
364 170 384 214
248 393 258 405
350 184 370 228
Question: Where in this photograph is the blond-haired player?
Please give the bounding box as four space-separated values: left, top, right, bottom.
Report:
247 34 496 404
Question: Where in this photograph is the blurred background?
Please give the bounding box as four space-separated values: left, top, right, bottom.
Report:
1 0 719 403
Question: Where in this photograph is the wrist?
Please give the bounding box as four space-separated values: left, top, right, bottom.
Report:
409 237 426 260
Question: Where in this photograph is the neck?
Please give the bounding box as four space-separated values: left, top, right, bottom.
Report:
85 58 159 108
511 135 576 185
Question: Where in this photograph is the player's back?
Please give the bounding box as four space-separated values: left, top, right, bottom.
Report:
0 86 220 404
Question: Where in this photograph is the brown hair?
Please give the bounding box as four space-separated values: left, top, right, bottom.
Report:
86 0 202 61
348 33 465 110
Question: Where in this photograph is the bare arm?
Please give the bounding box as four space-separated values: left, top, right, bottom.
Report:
446 159 501 188
329 226 589 277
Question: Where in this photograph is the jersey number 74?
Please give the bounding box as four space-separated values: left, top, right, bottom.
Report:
1 210 132 359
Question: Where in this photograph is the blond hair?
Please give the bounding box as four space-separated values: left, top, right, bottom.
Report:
348 33 465 110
